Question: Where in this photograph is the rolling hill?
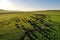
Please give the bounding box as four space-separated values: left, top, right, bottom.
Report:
0 10 60 40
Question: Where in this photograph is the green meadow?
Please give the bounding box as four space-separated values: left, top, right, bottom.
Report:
0 10 60 40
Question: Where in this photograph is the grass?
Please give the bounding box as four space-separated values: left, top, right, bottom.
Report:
0 10 60 40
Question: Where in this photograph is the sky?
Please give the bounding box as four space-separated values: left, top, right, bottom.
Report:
0 0 60 11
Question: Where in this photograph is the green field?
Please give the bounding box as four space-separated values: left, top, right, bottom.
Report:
0 10 60 40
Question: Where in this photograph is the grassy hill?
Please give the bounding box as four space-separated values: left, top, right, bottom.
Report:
0 10 60 40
